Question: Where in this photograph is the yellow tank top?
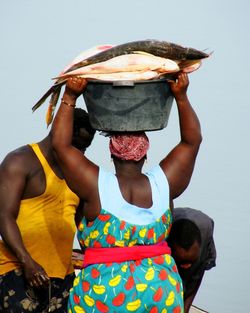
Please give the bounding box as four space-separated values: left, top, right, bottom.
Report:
0 143 79 278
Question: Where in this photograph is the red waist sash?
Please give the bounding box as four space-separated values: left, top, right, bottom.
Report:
83 241 171 268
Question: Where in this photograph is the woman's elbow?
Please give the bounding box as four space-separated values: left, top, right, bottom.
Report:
197 132 203 146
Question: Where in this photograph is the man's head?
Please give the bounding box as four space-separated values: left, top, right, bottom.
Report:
168 218 201 269
72 108 96 152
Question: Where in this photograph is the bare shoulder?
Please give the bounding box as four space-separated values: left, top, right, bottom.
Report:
0 145 37 175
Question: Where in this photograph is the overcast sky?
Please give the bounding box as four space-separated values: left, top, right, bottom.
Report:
1 1 249 312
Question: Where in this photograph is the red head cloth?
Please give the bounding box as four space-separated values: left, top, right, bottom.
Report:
109 132 149 161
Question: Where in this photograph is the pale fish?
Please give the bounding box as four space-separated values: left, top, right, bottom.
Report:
55 54 179 80
76 70 160 81
61 44 114 74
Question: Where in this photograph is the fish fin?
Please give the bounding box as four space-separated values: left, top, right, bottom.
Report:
32 86 55 112
202 48 212 53
32 83 63 112
46 86 62 127
45 103 53 128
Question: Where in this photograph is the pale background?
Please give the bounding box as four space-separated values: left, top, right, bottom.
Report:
1 1 249 312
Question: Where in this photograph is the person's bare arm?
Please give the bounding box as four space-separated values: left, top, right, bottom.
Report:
0 152 49 286
51 77 99 203
0 153 30 262
160 73 202 199
184 273 204 313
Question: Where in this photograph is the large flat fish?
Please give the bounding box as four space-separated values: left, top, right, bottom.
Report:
65 39 209 73
55 54 179 80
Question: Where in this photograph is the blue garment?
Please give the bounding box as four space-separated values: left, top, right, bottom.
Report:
99 165 170 224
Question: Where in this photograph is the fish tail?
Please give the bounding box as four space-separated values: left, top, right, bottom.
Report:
32 86 55 112
32 82 64 112
46 86 62 127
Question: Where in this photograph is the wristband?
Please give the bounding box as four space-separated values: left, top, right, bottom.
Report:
61 99 76 108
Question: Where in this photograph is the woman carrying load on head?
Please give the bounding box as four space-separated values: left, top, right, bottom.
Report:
51 72 202 313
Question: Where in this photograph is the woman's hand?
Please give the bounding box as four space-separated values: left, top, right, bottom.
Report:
64 77 88 101
168 72 189 101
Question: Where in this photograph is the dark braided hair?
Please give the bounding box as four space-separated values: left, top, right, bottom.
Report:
73 108 96 136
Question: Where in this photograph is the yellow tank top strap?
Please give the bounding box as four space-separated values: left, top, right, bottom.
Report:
29 143 52 178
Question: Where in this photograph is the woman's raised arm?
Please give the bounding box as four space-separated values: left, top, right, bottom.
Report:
51 77 98 200
160 73 202 199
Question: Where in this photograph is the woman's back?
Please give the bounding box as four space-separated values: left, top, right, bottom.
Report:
115 171 153 209
68 165 183 312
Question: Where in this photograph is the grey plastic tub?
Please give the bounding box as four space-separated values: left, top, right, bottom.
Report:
83 79 174 132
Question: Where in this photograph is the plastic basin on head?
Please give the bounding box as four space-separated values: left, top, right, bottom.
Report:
83 79 174 132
